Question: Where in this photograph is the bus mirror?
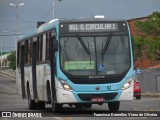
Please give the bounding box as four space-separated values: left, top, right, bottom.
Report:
53 40 58 51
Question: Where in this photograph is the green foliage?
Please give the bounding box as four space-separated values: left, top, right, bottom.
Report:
133 12 160 60
7 51 16 70
133 36 143 61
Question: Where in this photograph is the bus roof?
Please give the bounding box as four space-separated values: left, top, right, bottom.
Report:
18 19 59 41
18 18 127 41
59 18 127 23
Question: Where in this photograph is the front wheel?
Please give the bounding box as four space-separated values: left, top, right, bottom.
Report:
108 101 120 112
52 102 63 112
75 104 83 109
83 104 92 108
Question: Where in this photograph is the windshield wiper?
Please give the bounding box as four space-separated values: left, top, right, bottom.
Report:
64 40 69 62
76 34 90 55
101 35 112 64
76 34 91 65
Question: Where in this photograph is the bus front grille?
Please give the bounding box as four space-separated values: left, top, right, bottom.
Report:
78 93 118 101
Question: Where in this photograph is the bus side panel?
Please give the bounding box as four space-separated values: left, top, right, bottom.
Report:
17 66 33 100
37 64 51 101
36 64 46 101
24 66 33 99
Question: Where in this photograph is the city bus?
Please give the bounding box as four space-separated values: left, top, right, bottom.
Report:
17 17 134 112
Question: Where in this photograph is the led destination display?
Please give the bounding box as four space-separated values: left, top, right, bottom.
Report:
68 23 118 32
60 21 128 34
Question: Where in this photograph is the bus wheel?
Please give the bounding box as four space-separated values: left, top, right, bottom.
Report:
52 102 62 112
136 96 141 100
37 101 45 110
83 104 92 108
27 87 36 110
108 101 120 112
75 104 83 109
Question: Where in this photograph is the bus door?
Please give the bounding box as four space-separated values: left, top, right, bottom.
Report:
50 30 58 102
32 37 38 100
20 44 26 99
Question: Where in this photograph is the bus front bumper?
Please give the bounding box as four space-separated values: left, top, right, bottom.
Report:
56 86 133 104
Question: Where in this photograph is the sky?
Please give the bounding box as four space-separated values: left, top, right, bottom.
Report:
0 0 160 52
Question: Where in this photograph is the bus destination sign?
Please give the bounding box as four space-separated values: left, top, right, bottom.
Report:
68 23 118 32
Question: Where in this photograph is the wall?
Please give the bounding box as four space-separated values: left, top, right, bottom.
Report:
137 69 160 92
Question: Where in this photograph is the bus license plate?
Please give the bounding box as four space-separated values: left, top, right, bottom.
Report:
91 97 105 102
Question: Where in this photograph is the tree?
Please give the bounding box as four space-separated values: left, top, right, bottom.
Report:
133 12 160 61
7 51 16 70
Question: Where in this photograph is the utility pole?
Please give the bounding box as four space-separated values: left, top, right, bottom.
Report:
9 2 24 73
53 0 62 19
9 3 24 50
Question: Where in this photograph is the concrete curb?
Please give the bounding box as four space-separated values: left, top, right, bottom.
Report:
0 71 16 81
142 92 160 98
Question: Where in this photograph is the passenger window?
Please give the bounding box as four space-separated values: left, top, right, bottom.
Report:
46 32 50 60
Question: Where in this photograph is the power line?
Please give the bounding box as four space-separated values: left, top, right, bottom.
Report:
18 17 37 23
1 4 55 37
0 34 22 36
0 19 16 23
0 5 53 24
0 47 15 49
0 19 35 24
38 7 53 20
1 26 36 35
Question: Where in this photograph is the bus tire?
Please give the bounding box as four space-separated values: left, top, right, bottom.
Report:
108 101 120 112
27 86 36 110
75 104 83 109
37 101 45 110
83 103 92 108
52 102 62 112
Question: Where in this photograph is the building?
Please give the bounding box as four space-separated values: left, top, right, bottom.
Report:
127 13 160 69
0 52 10 69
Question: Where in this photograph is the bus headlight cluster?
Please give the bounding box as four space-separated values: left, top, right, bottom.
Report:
121 77 133 90
59 79 73 91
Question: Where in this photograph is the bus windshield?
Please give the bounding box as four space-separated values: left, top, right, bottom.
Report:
60 35 130 76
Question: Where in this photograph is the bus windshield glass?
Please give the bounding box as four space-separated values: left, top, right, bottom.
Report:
60 35 130 76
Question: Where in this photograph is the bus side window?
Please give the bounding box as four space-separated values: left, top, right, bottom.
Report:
36 35 43 62
39 35 43 61
25 40 28 64
46 32 50 60
37 36 39 62
42 34 46 61
28 39 32 64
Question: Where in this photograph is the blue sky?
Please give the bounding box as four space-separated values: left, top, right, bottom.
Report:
0 0 160 52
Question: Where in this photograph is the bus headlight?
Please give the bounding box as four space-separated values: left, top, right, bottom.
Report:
121 77 133 90
59 79 73 91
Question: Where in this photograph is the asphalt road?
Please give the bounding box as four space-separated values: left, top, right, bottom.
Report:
0 75 160 120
